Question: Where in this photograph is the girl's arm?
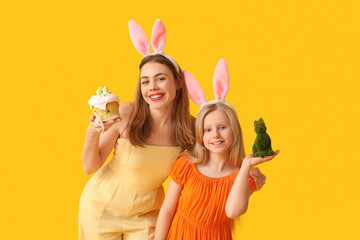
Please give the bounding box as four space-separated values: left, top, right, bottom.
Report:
225 160 252 219
81 102 133 175
154 179 182 240
225 151 279 219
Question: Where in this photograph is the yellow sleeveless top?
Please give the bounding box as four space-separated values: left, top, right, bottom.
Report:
79 138 181 219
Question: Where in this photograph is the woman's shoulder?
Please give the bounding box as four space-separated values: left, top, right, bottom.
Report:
117 102 134 137
119 102 134 119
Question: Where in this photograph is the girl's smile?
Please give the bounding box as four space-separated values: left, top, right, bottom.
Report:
203 110 234 156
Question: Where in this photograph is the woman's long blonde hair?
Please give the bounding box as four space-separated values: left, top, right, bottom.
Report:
190 102 245 166
127 54 195 150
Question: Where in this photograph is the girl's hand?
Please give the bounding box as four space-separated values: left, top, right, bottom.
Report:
249 168 266 191
243 150 280 167
88 115 121 134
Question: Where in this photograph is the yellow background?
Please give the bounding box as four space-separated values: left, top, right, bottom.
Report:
1 0 359 239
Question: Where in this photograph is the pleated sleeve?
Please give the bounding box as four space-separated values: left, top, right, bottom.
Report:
170 155 192 187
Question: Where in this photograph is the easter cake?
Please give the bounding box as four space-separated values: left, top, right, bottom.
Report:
88 86 120 121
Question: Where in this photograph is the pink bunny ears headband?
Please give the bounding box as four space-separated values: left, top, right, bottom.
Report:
184 58 234 112
129 19 180 73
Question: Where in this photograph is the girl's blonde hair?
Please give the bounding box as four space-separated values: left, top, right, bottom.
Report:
127 54 195 150
190 102 245 166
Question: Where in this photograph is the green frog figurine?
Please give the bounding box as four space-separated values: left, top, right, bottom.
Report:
252 118 275 157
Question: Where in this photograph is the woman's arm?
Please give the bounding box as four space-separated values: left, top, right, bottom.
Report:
154 179 182 240
225 151 279 219
81 119 121 175
81 102 133 175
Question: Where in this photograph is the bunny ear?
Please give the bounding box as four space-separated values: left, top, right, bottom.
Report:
151 19 166 53
183 70 207 106
213 58 229 101
129 20 151 56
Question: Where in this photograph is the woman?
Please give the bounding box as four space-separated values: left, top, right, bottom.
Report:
80 51 195 239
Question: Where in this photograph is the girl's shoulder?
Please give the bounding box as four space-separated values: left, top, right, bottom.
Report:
173 154 194 169
180 153 195 162
171 154 195 186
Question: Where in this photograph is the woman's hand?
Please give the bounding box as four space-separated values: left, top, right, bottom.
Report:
249 168 266 191
88 115 121 134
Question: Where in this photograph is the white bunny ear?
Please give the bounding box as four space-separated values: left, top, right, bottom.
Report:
151 19 166 53
184 70 207 106
129 20 151 56
213 58 229 101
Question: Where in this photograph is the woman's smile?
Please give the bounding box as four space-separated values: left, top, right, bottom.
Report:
148 92 165 101
140 62 177 109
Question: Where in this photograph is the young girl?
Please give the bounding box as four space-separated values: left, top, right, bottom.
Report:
154 59 279 240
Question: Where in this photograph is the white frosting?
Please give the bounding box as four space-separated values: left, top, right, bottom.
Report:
103 114 120 121
93 112 104 132
88 92 119 110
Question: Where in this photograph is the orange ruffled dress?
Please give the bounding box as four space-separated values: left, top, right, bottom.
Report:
167 156 256 240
